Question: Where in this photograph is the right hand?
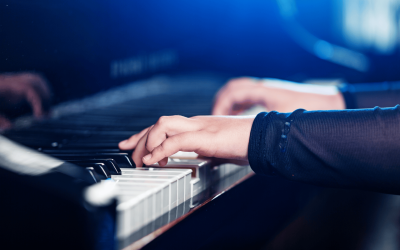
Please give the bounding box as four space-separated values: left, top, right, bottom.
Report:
212 77 345 115
0 72 51 129
119 115 254 168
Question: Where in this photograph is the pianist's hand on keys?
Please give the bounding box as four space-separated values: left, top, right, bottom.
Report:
0 72 51 129
212 77 345 115
119 115 254 167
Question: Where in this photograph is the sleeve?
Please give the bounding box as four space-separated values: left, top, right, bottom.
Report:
248 106 400 194
339 81 400 109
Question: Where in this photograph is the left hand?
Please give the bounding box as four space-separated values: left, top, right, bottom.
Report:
0 72 51 129
119 115 254 167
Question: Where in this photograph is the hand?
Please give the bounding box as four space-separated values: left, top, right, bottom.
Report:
0 72 51 129
212 77 345 115
119 115 254 167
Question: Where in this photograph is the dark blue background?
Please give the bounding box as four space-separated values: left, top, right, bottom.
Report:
1 0 400 103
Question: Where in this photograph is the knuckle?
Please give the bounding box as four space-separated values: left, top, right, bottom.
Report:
146 140 156 152
157 116 169 125
166 136 180 149
145 142 152 152
154 144 166 157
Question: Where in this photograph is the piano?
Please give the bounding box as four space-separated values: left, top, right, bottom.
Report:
2 2 398 250
0 73 315 250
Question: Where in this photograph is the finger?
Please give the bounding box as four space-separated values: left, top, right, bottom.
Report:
212 93 233 115
213 89 249 115
0 114 12 130
22 73 52 114
30 73 51 99
157 157 168 167
131 130 151 168
145 116 199 152
213 78 261 115
119 126 151 150
31 77 52 112
213 84 266 116
25 88 44 117
19 73 51 99
143 132 203 166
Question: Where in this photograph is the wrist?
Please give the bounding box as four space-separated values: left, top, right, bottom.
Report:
329 92 346 110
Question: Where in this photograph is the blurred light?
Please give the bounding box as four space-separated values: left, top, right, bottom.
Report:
85 180 117 207
277 0 370 72
342 0 400 54
0 136 63 176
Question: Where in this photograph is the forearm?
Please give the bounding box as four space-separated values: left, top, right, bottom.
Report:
249 106 400 194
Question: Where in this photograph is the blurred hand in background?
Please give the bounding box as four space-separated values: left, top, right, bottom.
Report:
0 72 51 129
212 77 346 115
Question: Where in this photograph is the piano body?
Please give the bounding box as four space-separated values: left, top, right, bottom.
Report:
1 1 399 250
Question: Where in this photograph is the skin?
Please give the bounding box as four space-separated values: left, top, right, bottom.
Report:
119 77 346 166
0 72 51 129
212 77 345 115
119 115 255 167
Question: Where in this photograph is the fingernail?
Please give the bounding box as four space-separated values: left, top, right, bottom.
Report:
119 140 127 145
143 154 152 162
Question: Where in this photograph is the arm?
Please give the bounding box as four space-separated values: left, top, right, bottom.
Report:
249 106 400 194
119 106 400 194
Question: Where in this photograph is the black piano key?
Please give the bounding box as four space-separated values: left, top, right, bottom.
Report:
49 153 133 168
59 142 121 149
85 167 102 183
73 163 111 179
41 148 124 153
63 159 121 175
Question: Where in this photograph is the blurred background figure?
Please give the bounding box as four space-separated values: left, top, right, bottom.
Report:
0 72 51 129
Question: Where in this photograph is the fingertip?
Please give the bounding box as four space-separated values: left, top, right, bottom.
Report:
118 140 128 149
158 157 168 167
142 154 152 165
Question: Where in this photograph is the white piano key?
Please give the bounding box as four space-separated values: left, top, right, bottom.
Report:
151 159 210 195
116 190 153 239
170 151 199 159
116 184 162 224
115 180 170 214
112 176 177 209
116 168 192 205
191 178 202 197
121 168 192 203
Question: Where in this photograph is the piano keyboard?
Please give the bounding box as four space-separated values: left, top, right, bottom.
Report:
0 74 254 249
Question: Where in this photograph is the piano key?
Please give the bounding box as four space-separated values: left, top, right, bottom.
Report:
85 167 105 182
120 168 192 203
64 159 121 175
150 158 210 196
112 175 179 209
48 153 133 168
73 162 111 179
115 180 170 215
116 190 155 241
169 151 199 159
41 148 126 153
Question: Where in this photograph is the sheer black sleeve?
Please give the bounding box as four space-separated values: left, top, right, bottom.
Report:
248 106 400 194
